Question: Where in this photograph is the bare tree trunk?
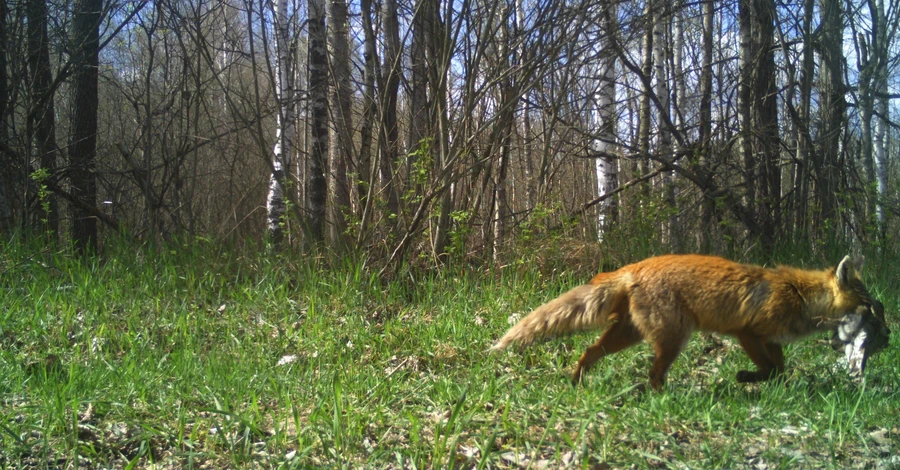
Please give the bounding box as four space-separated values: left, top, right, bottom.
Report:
328 0 352 244
673 3 687 249
69 0 102 254
754 0 779 250
793 0 814 238
0 0 11 236
518 0 534 211
775 3 798 240
356 0 377 240
698 0 714 252
815 0 845 234
134 4 162 241
26 0 59 237
492 135 510 261
738 0 755 221
653 0 677 250
637 1 653 200
308 0 329 241
408 0 431 187
492 5 513 261
738 0 779 251
856 30 875 223
380 0 401 220
430 1 453 260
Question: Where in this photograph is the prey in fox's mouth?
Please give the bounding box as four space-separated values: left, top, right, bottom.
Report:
831 299 891 376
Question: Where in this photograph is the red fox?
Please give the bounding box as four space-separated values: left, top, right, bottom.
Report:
492 254 880 390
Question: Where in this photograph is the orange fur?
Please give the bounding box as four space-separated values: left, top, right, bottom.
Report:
492 254 876 390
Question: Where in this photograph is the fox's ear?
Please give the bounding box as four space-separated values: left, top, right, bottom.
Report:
836 255 864 286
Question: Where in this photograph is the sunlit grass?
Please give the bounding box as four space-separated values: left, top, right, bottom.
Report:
0 240 897 468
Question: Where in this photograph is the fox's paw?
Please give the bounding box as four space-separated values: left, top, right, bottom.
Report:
571 367 585 386
736 370 762 383
736 369 781 383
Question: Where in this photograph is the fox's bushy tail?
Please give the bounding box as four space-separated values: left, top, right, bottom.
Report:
491 279 625 350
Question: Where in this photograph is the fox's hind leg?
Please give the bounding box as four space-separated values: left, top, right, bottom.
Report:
571 319 642 385
735 333 785 382
647 334 691 391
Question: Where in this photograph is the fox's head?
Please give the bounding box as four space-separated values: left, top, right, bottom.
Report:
829 255 891 361
830 255 872 315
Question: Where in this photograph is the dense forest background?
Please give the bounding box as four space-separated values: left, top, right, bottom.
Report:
0 0 898 268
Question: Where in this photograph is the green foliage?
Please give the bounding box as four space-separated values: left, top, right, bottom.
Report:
0 239 897 467
30 167 52 224
447 210 472 257
404 138 435 206
409 138 435 188
519 203 557 242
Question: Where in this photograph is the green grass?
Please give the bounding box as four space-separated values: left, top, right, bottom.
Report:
1 241 898 469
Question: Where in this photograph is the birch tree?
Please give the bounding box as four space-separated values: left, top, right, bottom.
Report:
864 0 893 231
266 0 297 246
594 2 618 239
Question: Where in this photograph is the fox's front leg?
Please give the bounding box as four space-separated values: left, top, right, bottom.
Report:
735 333 785 382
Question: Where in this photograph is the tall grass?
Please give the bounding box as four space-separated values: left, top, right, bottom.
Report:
0 238 897 468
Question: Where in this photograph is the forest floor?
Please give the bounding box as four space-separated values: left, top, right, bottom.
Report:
1 243 898 469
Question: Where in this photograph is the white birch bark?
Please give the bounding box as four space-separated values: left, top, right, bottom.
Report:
874 90 888 226
871 0 889 227
266 0 296 245
673 4 685 141
594 3 617 240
